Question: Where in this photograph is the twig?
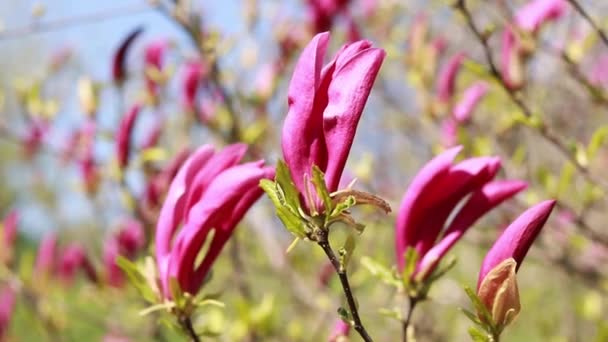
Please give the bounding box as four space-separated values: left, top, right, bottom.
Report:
318 235 373 342
402 296 418 342
565 0 608 49
454 0 608 192
0 4 154 41
179 315 201 342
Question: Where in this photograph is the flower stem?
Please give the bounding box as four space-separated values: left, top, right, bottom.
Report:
402 296 418 342
179 315 200 342
318 237 373 342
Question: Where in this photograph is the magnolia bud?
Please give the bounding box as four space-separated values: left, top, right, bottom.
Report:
477 258 520 329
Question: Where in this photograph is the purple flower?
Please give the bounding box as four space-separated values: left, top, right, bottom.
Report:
515 0 566 33
281 32 385 208
452 81 489 123
395 147 527 280
104 219 145 288
155 144 274 297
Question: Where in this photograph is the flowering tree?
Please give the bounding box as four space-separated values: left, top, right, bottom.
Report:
0 0 607 341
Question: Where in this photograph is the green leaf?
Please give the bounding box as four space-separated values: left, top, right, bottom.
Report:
360 256 401 288
463 286 494 331
116 256 158 303
330 195 356 218
402 248 419 290
337 307 351 321
339 234 356 271
460 308 483 326
468 326 491 342
587 126 608 160
275 160 302 210
378 307 403 321
311 165 333 215
260 179 307 238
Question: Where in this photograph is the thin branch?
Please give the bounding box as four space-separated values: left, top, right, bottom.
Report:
0 3 154 41
566 0 608 49
402 296 418 342
318 236 373 342
179 315 201 342
454 0 608 192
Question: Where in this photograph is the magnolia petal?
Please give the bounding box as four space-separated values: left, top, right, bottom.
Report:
478 200 556 286
323 45 386 192
395 146 462 269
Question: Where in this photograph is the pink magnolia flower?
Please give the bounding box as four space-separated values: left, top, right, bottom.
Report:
79 132 99 195
22 119 48 158
1 210 18 265
395 147 527 280
501 27 525 90
440 118 458 148
104 218 145 288
436 52 466 103
116 219 145 258
35 233 57 277
112 27 143 84
140 117 163 150
0 285 16 338
155 144 274 297
476 200 555 327
478 200 556 286
144 39 169 99
328 318 351 341
103 238 124 287
181 59 207 112
452 81 489 123
281 32 385 207
58 243 98 285
514 0 567 33
116 104 142 170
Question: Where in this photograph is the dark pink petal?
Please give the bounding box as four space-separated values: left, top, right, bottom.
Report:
116 218 145 258
322 44 385 192
112 27 143 83
116 104 142 170
155 145 214 264
417 180 527 278
167 162 271 295
395 146 462 269
183 143 248 220
436 53 466 102
181 59 207 112
478 200 556 288
282 32 330 193
103 237 124 288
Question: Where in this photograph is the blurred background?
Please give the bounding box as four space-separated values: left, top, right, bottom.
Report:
0 0 607 341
